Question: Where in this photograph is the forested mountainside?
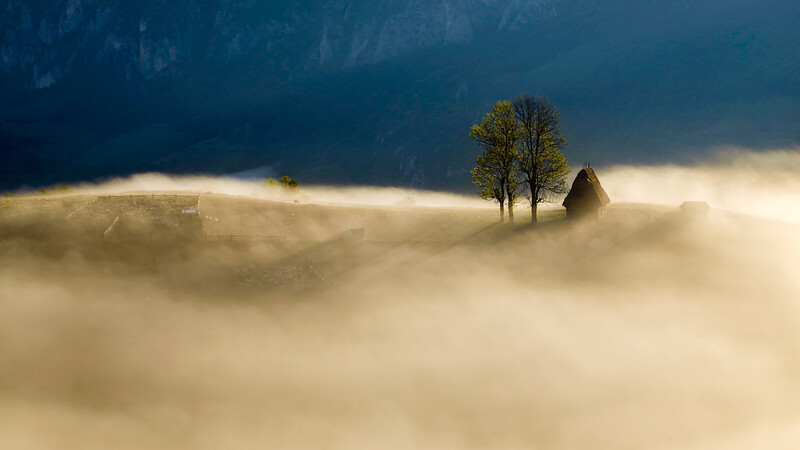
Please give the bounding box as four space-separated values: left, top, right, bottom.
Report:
2 0 799 190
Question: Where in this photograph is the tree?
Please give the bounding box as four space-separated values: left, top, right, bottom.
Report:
512 94 570 224
470 153 506 220
265 176 299 189
469 100 521 223
279 175 299 189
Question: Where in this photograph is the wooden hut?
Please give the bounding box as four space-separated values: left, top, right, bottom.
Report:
562 168 611 220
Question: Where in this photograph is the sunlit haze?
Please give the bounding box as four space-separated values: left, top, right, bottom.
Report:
2 148 800 449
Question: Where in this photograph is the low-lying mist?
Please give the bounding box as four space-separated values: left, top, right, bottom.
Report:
58 173 491 209
602 147 800 222
2 149 800 449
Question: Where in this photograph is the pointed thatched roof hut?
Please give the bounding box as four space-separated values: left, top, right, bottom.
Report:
562 168 611 220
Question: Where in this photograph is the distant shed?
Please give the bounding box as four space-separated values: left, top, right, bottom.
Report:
562 168 611 220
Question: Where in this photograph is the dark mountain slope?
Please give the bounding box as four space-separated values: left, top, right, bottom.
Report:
1 0 798 190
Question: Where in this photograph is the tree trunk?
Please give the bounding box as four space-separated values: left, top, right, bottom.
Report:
508 200 514 224
499 202 505 222
531 165 538 225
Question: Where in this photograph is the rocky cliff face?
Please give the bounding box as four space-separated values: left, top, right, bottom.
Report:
1 0 563 89
3 0 210 87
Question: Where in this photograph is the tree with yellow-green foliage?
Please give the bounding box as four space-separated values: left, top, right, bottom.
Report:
512 94 570 224
469 100 521 223
264 176 299 189
279 175 298 189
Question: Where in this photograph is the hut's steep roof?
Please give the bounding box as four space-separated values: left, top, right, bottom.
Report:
562 168 611 207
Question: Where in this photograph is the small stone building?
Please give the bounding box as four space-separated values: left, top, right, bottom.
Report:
562 168 611 220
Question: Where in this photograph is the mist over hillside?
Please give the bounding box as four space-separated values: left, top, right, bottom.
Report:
3 150 800 449
1 0 799 190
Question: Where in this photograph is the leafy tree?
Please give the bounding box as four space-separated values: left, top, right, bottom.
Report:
265 176 299 189
279 175 299 189
512 94 570 224
470 154 506 220
469 100 521 223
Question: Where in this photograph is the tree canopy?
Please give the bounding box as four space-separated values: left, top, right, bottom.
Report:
265 176 299 189
469 95 570 224
469 100 521 223
279 176 299 189
513 94 570 224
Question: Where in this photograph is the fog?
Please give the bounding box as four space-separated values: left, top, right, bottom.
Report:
602 147 800 222
2 149 800 449
63 173 490 209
